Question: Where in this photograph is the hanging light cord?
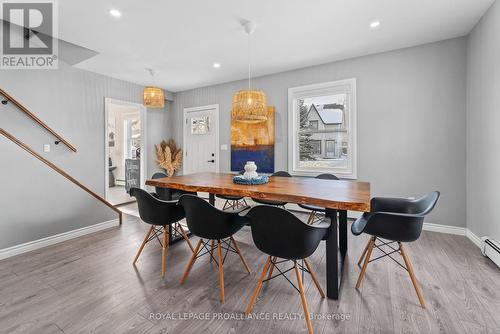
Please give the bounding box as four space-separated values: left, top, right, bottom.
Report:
147 68 156 86
247 32 251 90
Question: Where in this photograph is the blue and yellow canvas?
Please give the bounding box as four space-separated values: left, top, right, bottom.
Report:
231 106 275 173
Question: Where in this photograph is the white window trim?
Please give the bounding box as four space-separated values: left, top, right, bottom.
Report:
287 78 357 179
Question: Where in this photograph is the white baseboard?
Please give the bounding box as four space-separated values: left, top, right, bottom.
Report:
422 222 466 235
287 204 482 249
417 223 482 249
285 203 363 219
0 208 484 261
0 219 119 260
466 228 482 248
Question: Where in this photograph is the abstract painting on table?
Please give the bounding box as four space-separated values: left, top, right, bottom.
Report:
231 106 275 173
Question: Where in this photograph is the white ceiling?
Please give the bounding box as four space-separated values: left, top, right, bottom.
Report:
59 0 494 92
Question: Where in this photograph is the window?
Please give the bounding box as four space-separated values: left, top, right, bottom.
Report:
288 79 357 178
310 140 321 155
191 116 210 135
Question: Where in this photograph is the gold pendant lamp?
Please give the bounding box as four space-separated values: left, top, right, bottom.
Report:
143 68 165 109
232 21 267 124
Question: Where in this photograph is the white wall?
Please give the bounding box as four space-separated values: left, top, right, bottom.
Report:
0 61 171 249
466 1 500 240
173 38 467 228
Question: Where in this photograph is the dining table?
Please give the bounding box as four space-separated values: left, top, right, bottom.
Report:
146 172 371 300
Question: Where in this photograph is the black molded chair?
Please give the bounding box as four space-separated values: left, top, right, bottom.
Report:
151 172 196 200
298 173 339 224
351 191 440 308
129 188 194 277
245 205 330 334
178 194 251 303
251 171 292 207
216 171 248 210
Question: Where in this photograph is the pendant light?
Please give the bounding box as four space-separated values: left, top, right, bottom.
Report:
231 21 267 123
143 68 165 109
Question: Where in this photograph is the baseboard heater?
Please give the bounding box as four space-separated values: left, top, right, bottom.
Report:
481 237 500 268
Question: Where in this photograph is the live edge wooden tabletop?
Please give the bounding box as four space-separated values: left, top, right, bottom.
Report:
146 172 371 212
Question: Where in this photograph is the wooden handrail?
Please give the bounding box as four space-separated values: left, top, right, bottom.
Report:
0 128 122 225
0 88 77 152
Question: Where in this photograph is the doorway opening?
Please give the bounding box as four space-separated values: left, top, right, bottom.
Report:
105 98 147 206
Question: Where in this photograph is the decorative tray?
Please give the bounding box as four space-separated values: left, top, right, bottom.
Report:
233 174 269 185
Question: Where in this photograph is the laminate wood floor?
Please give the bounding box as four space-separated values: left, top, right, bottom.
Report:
1 210 499 334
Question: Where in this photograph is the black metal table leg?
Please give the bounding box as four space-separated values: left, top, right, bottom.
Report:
209 193 215 206
325 208 347 299
162 188 191 245
339 210 348 255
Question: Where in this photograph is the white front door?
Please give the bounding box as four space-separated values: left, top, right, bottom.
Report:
183 105 219 174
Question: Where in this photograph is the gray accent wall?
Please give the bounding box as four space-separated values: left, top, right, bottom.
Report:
467 1 500 240
173 38 467 228
0 62 171 249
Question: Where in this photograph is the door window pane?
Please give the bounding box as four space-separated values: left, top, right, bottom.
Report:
326 140 336 158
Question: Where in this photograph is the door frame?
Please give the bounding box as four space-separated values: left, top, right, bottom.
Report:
183 104 220 174
104 98 147 202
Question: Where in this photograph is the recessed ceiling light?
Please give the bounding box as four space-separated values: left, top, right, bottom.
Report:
370 21 381 29
109 9 122 18
213 62 221 69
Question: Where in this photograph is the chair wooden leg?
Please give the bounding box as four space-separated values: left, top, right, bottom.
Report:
399 243 426 309
180 239 203 284
230 237 251 273
246 256 272 315
304 258 325 298
217 241 225 303
355 236 375 289
357 238 372 266
161 226 169 278
306 212 315 225
133 226 154 265
267 256 277 279
294 262 314 334
210 240 215 263
177 223 194 253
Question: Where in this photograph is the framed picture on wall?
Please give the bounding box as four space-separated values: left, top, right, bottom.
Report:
230 106 275 174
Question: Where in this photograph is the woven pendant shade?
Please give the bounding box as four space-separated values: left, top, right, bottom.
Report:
143 86 165 108
232 89 267 123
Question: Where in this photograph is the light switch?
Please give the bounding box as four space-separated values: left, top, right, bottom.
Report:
220 144 228 151
43 144 50 152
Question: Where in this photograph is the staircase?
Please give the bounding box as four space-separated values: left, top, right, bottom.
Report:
0 88 122 225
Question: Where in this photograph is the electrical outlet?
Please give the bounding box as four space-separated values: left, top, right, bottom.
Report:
43 144 50 153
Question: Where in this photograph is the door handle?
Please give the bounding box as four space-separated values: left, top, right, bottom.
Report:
207 159 215 163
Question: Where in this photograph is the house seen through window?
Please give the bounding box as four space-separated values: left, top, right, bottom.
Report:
288 79 357 178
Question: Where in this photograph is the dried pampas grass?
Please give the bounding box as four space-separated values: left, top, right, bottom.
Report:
156 139 182 177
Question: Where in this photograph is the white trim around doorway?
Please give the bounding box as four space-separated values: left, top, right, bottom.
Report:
104 98 147 203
